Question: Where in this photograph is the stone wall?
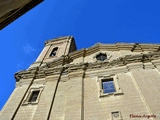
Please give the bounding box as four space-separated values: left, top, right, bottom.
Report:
1 38 160 120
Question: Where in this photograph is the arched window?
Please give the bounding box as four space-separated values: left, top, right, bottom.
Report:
50 47 58 57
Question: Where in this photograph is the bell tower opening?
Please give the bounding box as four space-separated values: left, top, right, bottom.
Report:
49 47 58 57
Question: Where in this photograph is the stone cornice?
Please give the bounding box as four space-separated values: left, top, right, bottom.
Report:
61 43 160 60
45 36 74 46
15 68 38 82
15 51 160 82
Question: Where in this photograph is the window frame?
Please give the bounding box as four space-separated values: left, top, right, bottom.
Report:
28 90 40 102
96 53 107 61
93 52 112 62
98 75 123 97
101 78 116 94
22 86 44 105
111 111 123 120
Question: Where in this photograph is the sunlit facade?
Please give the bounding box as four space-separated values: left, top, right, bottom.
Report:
0 36 160 120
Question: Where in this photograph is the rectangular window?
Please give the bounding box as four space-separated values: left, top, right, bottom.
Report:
99 75 123 97
29 90 40 102
22 86 44 105
102 78 115 94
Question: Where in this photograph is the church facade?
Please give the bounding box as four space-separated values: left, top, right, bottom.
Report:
0 36 160 120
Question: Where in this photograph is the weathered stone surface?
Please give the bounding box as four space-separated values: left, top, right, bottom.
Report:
1 36 160 120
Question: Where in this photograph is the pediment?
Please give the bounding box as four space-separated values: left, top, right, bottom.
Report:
69 43 160 64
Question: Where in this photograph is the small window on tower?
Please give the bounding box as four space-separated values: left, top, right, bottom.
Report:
50 47 58 57
28 90 40 102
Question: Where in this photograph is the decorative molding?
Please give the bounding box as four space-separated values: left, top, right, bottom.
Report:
15 51 160 83
22 85 44 105
98 75 123 97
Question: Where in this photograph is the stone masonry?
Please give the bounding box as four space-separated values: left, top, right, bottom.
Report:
0 36 160 120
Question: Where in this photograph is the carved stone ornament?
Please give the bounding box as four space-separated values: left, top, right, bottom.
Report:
14 51 160 82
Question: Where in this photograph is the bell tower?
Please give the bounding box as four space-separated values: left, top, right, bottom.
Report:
29 36 76 68
0 36 77 120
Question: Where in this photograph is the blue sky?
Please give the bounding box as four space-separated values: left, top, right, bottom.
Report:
0 0 160 110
